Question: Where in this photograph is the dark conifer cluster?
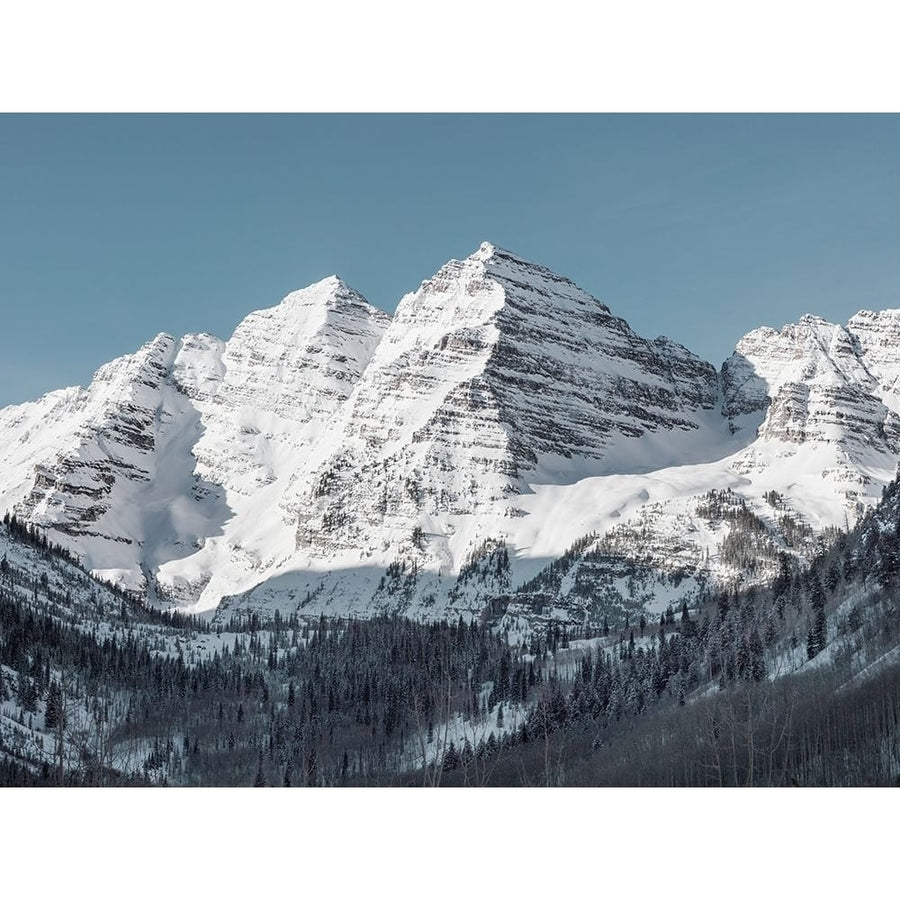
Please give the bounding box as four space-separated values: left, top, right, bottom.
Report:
437 476 900 785
0 523 559 785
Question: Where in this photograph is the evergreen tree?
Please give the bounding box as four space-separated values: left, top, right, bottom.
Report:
254 755 267 787
806 627 819 661
442 742 460 772
44 682 62 730
806 575 827 659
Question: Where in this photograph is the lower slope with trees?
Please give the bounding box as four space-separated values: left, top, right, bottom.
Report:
3 473 900 787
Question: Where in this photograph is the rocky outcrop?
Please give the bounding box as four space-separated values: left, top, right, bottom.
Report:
723 313 900 453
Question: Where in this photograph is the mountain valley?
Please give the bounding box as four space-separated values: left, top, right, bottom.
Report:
4 242 900 786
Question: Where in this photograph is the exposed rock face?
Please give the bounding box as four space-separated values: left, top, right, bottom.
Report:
3 245 900 625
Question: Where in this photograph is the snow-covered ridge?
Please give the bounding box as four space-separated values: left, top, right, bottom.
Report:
0 276 389 600
3 243 900 623
723 311 900 453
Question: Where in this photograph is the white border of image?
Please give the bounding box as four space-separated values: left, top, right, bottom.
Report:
0 1 895 895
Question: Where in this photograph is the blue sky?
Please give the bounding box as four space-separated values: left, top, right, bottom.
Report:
2 114 900 407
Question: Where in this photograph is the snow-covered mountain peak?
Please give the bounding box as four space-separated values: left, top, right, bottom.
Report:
268 246 727 618
216 278 390 420
188 276 391 489
244 276 386 346
722 309 900 467
10 248 900 625
93 331 176 375
279 274 373 312
472 240 498 259
402 243 614 340
459 240 530 265
848 307 900 331
327 245 719 473
81 333 178 418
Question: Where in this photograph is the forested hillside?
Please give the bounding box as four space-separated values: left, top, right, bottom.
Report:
431 476 900 786
3 470 900 787
0 515 568 786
